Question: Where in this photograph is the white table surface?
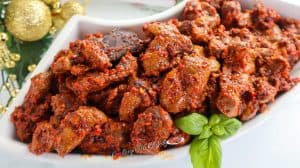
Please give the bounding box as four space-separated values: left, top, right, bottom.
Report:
1 0 300 168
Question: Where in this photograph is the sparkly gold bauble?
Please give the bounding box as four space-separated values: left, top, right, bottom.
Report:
28 64 37 72
49 26 57 35
10 53 21 61
52 8 62 15
0 32 8 42
0 105 7 113
61 0 85 20
52 15 66 30
8 74 17 81
42 0 57 5
5 61 16 68
0 42 10 69
52 1 61 9
5 0 52 42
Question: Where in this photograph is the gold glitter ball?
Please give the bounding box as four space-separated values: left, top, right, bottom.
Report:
52 1 61 9
42 0 57 5
5 61 16 68
0 105 7 113
0 32 8 42
5 0 52 42
49 26 57 35
0 42 10 69
15 89 20 93
52 15 66 30
61 0 85 20
28 64 37 72
11 89 18 98
4 82 11 89
52 8 62 15
10 53 21 62
8 74 17 81
0 42 10 58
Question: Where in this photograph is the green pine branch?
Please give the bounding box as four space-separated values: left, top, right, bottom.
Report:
5 34 53 86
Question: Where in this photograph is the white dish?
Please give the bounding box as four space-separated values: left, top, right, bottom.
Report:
0 0 300 167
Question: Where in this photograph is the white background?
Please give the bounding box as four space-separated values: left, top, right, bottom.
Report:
0 0 300 167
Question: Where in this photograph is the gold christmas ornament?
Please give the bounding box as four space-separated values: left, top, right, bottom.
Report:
49 26 57 35
5 61 16 68
0 105 7 113
52 1 61 9
42 0 57 5
0 43 9 58
15 89 20 94
0 41 11 69
52 15 66 30
28 64 37 72
8 74 17 81
52 8 62 15
61 0 85 20
10 53 21 62
0 32 8 42
11 89 18 98
10 89 20 99
4 82 11 89
51 1 61 15
5 0 52 42
0 39 20 69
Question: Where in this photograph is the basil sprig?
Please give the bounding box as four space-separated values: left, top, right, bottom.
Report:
175 113 208 135
175 113 242 168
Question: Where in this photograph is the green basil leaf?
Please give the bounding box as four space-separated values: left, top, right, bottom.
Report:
198 125 213 139
218 117 242 139
212 125 225 136
218 114 228 121
175 113 208 135
190 138 208 168
190 136 222 168
209 114 221 126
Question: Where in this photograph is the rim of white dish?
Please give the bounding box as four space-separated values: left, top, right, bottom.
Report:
79 0 189 27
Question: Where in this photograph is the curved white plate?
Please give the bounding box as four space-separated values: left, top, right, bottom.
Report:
0 0 299 167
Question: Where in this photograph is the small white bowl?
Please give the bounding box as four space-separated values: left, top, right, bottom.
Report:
0 0 300 167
